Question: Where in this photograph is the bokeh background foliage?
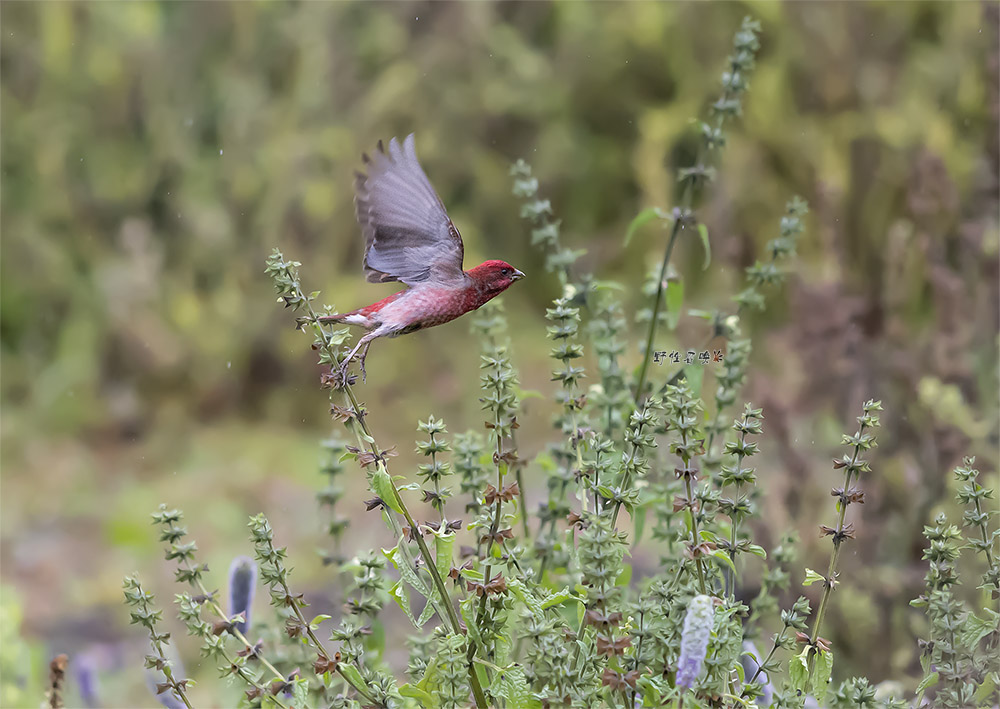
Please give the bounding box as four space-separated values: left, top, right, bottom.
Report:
1 1 997 706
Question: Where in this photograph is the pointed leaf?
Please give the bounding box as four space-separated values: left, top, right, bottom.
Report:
710 549 737 575
916 671 939 695
810 649 833 704
697 223 711 269
371 469 403 514
624 207 668 247
803 568 825 586
400 683 439 707
789 647 810 692
666 279 684 330
430 528 456 584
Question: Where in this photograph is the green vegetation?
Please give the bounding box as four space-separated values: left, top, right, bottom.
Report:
1 3 997 708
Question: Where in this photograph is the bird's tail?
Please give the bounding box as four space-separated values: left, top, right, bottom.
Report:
318 311 373 328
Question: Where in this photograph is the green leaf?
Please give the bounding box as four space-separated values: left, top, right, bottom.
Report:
973 672 998 704
665 279 684 330
624 207 668 248
308 614 331 629
371 468 403 514
915 671 939 695
960 609 999 649
399 683 439 707
789 646 810 692
492 665 541 708
461 597 484 653
338 664 369 696
803 568 825 586
416 656 442 695
633 505 647 546
430 529 456 584
416 594 437 626
637 676 662 706
596 485 616 501
539 588 579 611
509 578 544 617
696 222 711 269
290 678 310 706
709 549 737 575
810 649 833 704
383 545 434 627
389 581 416 625
746 544 768 559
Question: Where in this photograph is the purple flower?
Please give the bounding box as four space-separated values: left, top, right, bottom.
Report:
73 652 100 708
676 594 714 691
228 556 257 635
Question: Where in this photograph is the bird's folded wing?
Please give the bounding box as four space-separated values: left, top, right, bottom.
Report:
355 134 466 286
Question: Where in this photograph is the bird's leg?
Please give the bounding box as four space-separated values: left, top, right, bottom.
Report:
337 332 377 384
357 340 373 383
336 337 366 380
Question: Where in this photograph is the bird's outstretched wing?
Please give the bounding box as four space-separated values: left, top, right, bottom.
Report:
355 135 466 286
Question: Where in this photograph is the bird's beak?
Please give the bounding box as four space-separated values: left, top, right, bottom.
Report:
511 269 525 282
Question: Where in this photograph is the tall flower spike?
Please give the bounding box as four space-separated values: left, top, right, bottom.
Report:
228 556 257 636
676 594 715 691
953 456 999 591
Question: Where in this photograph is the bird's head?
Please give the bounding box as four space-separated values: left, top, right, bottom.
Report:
468 260 525 293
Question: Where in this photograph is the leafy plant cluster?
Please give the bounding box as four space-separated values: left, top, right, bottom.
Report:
111 16 998 709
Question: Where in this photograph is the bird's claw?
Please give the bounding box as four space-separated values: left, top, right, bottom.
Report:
324 361 357 390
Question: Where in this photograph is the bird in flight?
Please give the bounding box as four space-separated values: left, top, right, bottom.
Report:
320 135 524 382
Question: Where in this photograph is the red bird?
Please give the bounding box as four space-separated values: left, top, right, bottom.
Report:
321 135 524 381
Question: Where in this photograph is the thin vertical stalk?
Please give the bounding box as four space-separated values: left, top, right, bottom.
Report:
270 257 487 708
633 220 683 405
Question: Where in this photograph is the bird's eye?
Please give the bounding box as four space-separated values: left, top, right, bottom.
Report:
501 268 511 276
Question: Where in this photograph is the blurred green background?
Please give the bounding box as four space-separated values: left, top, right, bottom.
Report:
1 1 997 706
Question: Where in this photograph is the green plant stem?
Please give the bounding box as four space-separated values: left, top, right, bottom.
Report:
217 640 285 707
134 587 195 709
633 94 732 407
629 609 646 709
466 403 511 687
295 297 486 708
431 433 444 524
727 481 743 597
173 559 291 708
726 427 749 596
683 474 708 595
810 443 863 645
633 219 682 405
570 408 588 513
609 403 652 529
970 490 1000 590
512 427 530 540
275 567 380 705
745 629 786 687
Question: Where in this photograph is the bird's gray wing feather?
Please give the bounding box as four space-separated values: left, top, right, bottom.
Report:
355 135 465 286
